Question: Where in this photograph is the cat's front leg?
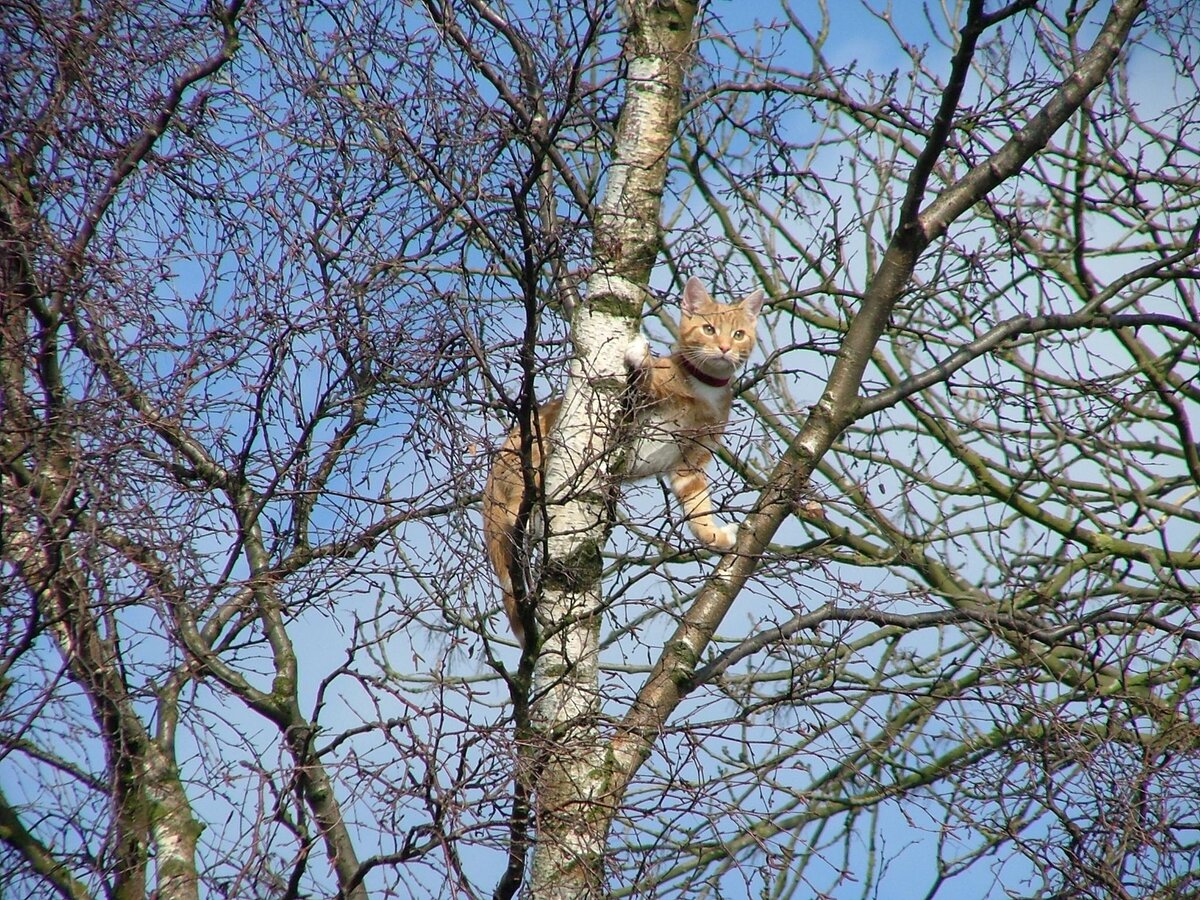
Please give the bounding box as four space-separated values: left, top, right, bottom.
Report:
670 466 737 552
711 522 738 550
624 334 652 374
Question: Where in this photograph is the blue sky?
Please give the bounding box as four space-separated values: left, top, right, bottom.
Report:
5 1 1198 897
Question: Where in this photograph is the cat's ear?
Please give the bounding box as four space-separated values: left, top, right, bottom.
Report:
740 288 765 318
681 277 711 315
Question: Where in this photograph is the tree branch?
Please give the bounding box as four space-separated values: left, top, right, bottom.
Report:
0 787 92 900
607 0 1150 799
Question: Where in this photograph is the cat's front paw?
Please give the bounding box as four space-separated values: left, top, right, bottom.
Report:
624 335 651 372
708 523 738 552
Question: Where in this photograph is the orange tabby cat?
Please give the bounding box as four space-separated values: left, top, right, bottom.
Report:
483 277 764 646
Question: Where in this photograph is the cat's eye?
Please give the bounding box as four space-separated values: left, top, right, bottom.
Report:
702 324 716 335
734 330 745 339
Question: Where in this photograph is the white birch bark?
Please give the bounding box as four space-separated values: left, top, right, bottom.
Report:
528 1 699 896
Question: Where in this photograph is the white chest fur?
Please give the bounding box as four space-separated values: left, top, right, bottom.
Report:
626 422 685 478
689 379 731 415
623 385 729 480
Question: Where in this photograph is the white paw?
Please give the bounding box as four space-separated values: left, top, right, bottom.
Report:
709 523 738 552
624 335 651 371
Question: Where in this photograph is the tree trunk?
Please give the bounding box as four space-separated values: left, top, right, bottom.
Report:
528 1 699 895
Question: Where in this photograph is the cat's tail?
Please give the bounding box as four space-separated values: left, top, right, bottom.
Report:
482 399 561 649
483 449 526 648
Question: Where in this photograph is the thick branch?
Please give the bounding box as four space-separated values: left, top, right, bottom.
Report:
0 788 92 900
607 0 1149 795
919 0 1145 244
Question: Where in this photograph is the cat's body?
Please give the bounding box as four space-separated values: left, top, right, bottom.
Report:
483 277 764 646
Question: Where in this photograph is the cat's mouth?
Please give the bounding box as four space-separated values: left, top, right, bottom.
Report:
685 348 738 375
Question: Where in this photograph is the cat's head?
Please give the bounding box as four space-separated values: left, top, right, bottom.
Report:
676 277 765 379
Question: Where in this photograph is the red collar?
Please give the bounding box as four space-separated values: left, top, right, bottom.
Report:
679 355 731 388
